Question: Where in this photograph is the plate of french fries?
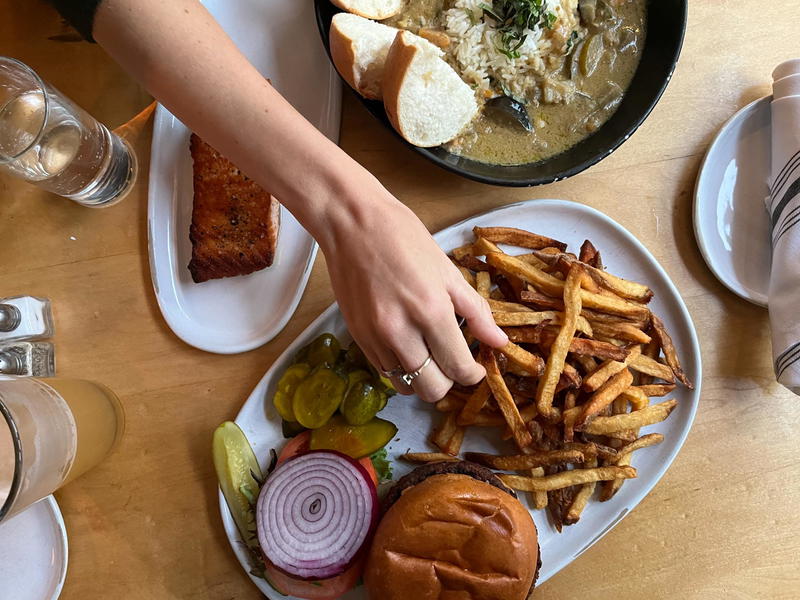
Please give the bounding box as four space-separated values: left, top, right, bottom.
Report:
224 198 701 593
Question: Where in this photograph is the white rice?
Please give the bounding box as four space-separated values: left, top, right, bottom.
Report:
445 0 579 99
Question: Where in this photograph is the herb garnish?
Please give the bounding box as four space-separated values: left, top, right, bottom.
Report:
479 0 558 60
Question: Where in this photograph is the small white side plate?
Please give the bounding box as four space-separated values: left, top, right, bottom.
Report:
694 96 771 307
0 496 68 600
147 0 342 354
219 199 702 598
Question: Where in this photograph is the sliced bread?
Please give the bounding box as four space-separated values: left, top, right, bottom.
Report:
330 13 399 100
382 30 478 148
330 0 403 20
329 13 442 101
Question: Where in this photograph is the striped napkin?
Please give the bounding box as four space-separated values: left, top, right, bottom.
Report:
768 59 800 395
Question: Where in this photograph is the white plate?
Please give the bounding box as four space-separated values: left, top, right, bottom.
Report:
0 496 68 600
147 0 342 354
220 199 702 597
694 96 771 307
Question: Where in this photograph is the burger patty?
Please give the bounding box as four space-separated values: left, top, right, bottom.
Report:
383 460 516 510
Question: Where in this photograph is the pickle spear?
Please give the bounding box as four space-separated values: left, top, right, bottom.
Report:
212 422 263 551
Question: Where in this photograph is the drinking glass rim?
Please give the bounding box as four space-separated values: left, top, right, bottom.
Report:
0 56 50 165
0 395 23 523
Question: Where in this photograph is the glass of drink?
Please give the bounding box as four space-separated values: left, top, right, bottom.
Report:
0 57 137 207
0 376 125 523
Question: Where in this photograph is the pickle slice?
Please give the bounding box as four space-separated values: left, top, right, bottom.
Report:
310 415 398 459
212 422 263 551
292 365 348 429
341 381 385 426
273 363 311 422
305 333 341 368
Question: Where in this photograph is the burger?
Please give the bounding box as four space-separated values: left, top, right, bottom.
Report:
364 461 541 600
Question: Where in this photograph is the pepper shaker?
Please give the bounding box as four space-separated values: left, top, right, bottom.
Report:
0 341 55 376
0 296 54 342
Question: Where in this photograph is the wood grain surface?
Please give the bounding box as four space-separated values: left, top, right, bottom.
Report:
1 1 799 598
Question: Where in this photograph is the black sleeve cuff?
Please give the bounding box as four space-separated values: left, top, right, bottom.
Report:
49 0 103 43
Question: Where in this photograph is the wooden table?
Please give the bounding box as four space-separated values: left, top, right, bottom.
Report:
2 1 799 598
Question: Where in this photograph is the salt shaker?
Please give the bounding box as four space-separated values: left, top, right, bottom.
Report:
0 296 54 342
0 341 55 376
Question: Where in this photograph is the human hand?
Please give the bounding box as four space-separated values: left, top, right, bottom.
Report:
314 176 507 402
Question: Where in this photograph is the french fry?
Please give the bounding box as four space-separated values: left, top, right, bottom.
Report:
635 339 659 385
486 252 650 319
573 354 598 374
619 386 650 410
600 453 630 501
457 265 476 288
564 441 618 461
564 457 598 525
527 419 543 445
562 389 578 442
568 337 629 361
435 394 465 413
531 248 654 303
492 310 593 335
487 299 534 313
480 346 532 449
432 411 462 455
583 308 651 330
499 466 637 492
529 467 548 509
451 243 474 260
650 314 693 389
583 345 642 392
463 449 585 470
515 252 549 269
476 270 491 299
471 413 506 427
498 342 545 376
401 452 460 464
634 384 676 397
580 400 677 434
590 321 652 344
578 240 599 265
611 433 665 463
630 354 676 382
457 380 491 426
519 289 565 310
454 254 494 273
473 226 567 251
575 368 634 429
536 265 583 419
472 237 503 256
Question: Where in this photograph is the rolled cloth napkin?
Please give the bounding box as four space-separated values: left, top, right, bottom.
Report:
768 59 800 395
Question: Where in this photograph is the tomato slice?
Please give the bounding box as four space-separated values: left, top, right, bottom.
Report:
277 431 378 487
264 556 364 600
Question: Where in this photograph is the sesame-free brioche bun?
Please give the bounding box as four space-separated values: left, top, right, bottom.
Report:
364 462 540 600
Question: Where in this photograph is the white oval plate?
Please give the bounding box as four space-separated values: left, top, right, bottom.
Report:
0 495 68 600
147 0 341 354
220 199 702 597
694 96 771 307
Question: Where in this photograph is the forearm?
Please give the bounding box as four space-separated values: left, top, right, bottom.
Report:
92 0 374 243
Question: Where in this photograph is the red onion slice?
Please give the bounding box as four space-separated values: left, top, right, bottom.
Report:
256 450 378 580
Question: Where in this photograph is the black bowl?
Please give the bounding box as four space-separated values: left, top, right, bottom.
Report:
314 0 687 187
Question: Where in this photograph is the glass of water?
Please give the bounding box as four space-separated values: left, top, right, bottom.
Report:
0 57 137 207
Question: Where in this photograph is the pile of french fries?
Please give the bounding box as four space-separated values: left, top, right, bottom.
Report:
402 226 693 531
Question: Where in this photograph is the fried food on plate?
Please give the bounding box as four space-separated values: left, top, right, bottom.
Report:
407 225 693 530
188 134 279 283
